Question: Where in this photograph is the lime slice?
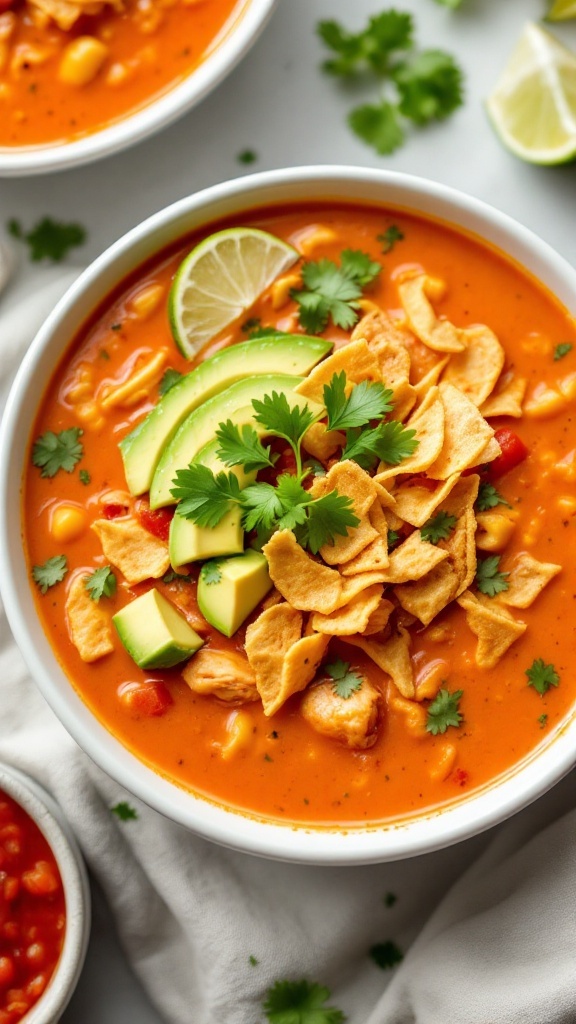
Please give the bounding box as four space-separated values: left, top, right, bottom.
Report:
486 23 576 164
169 228 299 358
547 0 576 20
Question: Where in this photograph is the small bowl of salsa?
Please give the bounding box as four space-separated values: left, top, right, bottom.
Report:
0 763 90 1023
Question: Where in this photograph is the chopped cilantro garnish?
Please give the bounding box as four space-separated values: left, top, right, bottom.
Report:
171 465 243 528
238 149 258 164
162 569 193 584
325 658 363 699
343 420 418 469
291 250 381 334
553 342 573 361
79 469 91 486
377 225 404 253
369 940 404 969
241 316 261 333
263 980 345 1024
110 322 122 331
475 483 511 512
248 955 259 966
475 555 509 597
84 566 116 602
526 659 560 696
538 714 548 729
200 561 222 586
387 529 400 548
216 420 274 473
383 891 397 908
324 372 394 431
32 555 68 594
426 687 463 735
111 802 138 821
159 368 183 396
8 216 86 262
32 427 84 478
99 349 110 361
420 511 457 544
318 11 413 77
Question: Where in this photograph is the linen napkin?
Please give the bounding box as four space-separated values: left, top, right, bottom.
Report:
0 265 575 1024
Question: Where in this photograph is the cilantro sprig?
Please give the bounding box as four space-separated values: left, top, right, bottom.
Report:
32 555 68 594
475 483 511 513
111 802 138 821
526 659 560 696
475 556 509 597
426 687 463 735
325 659 363 699
159 368 183 396
553 343 573 362
32 428 84 478
291 250 381 334
8 216 86 262
263 980 345 1024
421 511 456 544
377 225 404 253
84 566 116 602
323 372 417 469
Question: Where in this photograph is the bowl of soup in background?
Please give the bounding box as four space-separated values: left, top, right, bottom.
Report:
1 166 576 865
0 762 90 1023
0 0 278 176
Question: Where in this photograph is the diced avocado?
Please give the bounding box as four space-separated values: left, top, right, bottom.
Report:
119 336 331 496
168 440 255 567
197 551 272 637
150 374 324 509
113 588 203 669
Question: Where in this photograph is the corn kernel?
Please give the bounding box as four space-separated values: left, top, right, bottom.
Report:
51 505 87 543
520 333 552 357
106 62 131 87
220 711 254 761
425 624 453 644
66 381 93 404
552 449 576 482
415 659 449 701
522 514 543 547
558 371 576 401
59 37 109 87
389 693 427 739
523 383 566 419
356 298 382 315
76 400 102 424
128 283 165 319
475 512 516 552
428 743 457 783
556 495 576 515
270 273 300 311
298 226 338 256
423 276 446 302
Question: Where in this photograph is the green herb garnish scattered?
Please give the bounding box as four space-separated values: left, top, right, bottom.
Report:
32 427 84 478
291 249 381 333
200 561 223 586
238 149 258 164
421 511 457 544
32 555 68 594
426 687 463 735
369 940 404 969
111 802 138 821
538 713 549 729
8 216 86 262
342 420 418 470
475 483 511 512
526 658 560 696
324 372 393 431
325 658 363 699
553 342 573 361
84 566 117 602
383 891 397 908
263 980 345 1024
433 0 465 9
162 569 193 584
159 368 183 396
475 555 509 597
216 419 275 473
387 530 400 548
248 955 259 967
79 469 91 486
377 225 405 253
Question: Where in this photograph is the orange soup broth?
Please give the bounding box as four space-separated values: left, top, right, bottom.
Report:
23 203 576 826
0 0 245 147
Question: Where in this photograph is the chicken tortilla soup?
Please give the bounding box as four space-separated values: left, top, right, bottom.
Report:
23 203 576 826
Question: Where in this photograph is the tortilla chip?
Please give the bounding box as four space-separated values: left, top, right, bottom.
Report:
413 357 450 402
457 589 527 669
351 311 412 379
392 473 460 527
397 275 466 353
476 435 502 465
441 325 505 407
480 375 527 419
362 597 395 635
499 552 561 609
340 535 390 575
312 459 381 516
310 584 383 635
262 530 343 613
301 677 381 749
92 517 170 584
320 515 378 566
182 648 258 703
295 339 380 403
345 624 414 698
302 421 345 461
378 529 449 584
427 383 495 480
369 500 390 541
390 378 417 421
375 390 444 482
395 562 459 625
277 632 330 714
244 603 302 714
66 573 114 663
261 588 284 610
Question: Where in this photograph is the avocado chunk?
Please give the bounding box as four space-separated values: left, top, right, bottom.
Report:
150 374 324 509
119 335 331 496
168 440 255 567
197 551 272 637
113 588 203 669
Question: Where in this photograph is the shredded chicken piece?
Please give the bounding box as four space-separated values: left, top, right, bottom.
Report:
301 678 380 749
182 648 259 704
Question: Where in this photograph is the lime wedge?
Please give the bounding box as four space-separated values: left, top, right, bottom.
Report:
169 228 299 358
547 0 576 20
486 23 576 164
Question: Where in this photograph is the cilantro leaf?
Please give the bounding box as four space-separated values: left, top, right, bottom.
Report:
325 659 363 699
421 511 457 544
252 392 317 449
237 149 257 164
291 251 381 334
526 658 560 696
538 713 548 729
304 491 359 554
370 941 404 969
303 458 326 478
349 101 405 155
324 372 394 431
242 482 284 532
377 225 404 254
32 427 84 478
263 979 345 1024
215 420 274 473
340 249 382 286
248 954 259 966
475 555 509 597
111 802 138 821
475 483 511 512
79 469 91 486
344 419 418 468
9 216 86 262
393 50 464 125
387 529 400 549
553 342 573 361
384 891 397 908
434 0 465 7
200 561 222 586
162 569 193 584
32 554 68 594
171 464 241 527
84 565 116 601
318 11 413 77
274 474 310 530
158 368 183 396
426 687 463 735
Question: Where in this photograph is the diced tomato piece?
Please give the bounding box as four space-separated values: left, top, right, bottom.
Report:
452 768 470 787
135 500 174 541
118 680 173 718
486 428 529 480
102 503 126 520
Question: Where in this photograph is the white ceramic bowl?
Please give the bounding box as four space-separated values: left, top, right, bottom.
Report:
0 762 91 1022
1 167 576 865
0 0 278 177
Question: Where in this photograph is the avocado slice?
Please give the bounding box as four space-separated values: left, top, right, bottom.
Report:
119 335 331 496
168 440 256 567
113 588 203 669
150 374 324 509
197 551 272 637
